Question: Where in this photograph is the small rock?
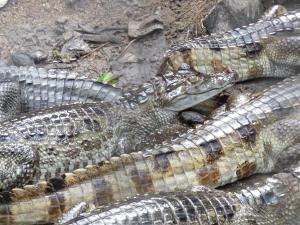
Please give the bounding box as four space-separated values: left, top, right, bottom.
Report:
61 36 91 56
29 50 48 63
118 52 140 64
180 111 206 125
0 0 8 8
56 16 69 25
63 31 76 41
203 0 264 33
11 51 34 66
128 15 163 38
81 33 121 44
65 0 83 9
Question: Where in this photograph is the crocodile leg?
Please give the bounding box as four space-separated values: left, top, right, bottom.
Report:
256 117 300 172
274 144 300 172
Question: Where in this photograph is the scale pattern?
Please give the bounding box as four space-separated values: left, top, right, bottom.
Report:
158 10 300 110
161 9 300 79
0 76 298 224
63 168 300 225
0 66 122 121
0 101 177 190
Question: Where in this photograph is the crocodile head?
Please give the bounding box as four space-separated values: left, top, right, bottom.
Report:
157 66 237 111
119 64 237 112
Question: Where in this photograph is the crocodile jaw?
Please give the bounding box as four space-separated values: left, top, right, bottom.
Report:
164 85 231 111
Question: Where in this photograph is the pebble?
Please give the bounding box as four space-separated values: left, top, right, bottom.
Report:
65 0 82 8
180 111 206 125
29 50 48 63
128 15 163 38
118 52 140 64
203 0 264 33
0 0 8 8
11 51 34 66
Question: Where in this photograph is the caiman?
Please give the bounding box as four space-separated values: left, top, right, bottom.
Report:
0 68 238 193
0 66 122 121
0 83 182 190
0 7 298 223
0 8 299 116
0 9 298 187
159 9 300 111
62 166 300 225
0 75 298 224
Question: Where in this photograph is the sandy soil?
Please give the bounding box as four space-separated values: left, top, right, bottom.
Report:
0 0 215 86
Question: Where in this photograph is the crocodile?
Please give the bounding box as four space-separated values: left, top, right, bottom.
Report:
0 75 298 224
62 167 300 225
0 7 297 124
0 66 122 121
158 9 300 111
0 98 181 191
0 8 299 118
0 66 238 191
0 75 261 192
0 7 298 223
0 65 198 191
0 9 297 181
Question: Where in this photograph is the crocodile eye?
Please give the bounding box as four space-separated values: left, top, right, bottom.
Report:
167 86 186 99
188 75 199 83
168 90 178 98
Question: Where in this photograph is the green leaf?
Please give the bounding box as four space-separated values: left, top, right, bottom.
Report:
97 72 113 82
97 72 118 85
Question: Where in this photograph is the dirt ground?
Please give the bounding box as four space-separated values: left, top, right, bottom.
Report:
0 0 215 87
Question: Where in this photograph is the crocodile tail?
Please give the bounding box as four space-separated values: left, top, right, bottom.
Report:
233 167 300 225
0 66 122 118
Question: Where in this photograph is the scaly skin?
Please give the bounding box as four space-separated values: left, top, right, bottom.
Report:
159 9 300 111
0 100 178 190
0 8 298 143
0 66 122 120
0 66 229 191
0 65 191 190
0 67 238 191
1 10 300 117
62 168 300 225
0 76 298 224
